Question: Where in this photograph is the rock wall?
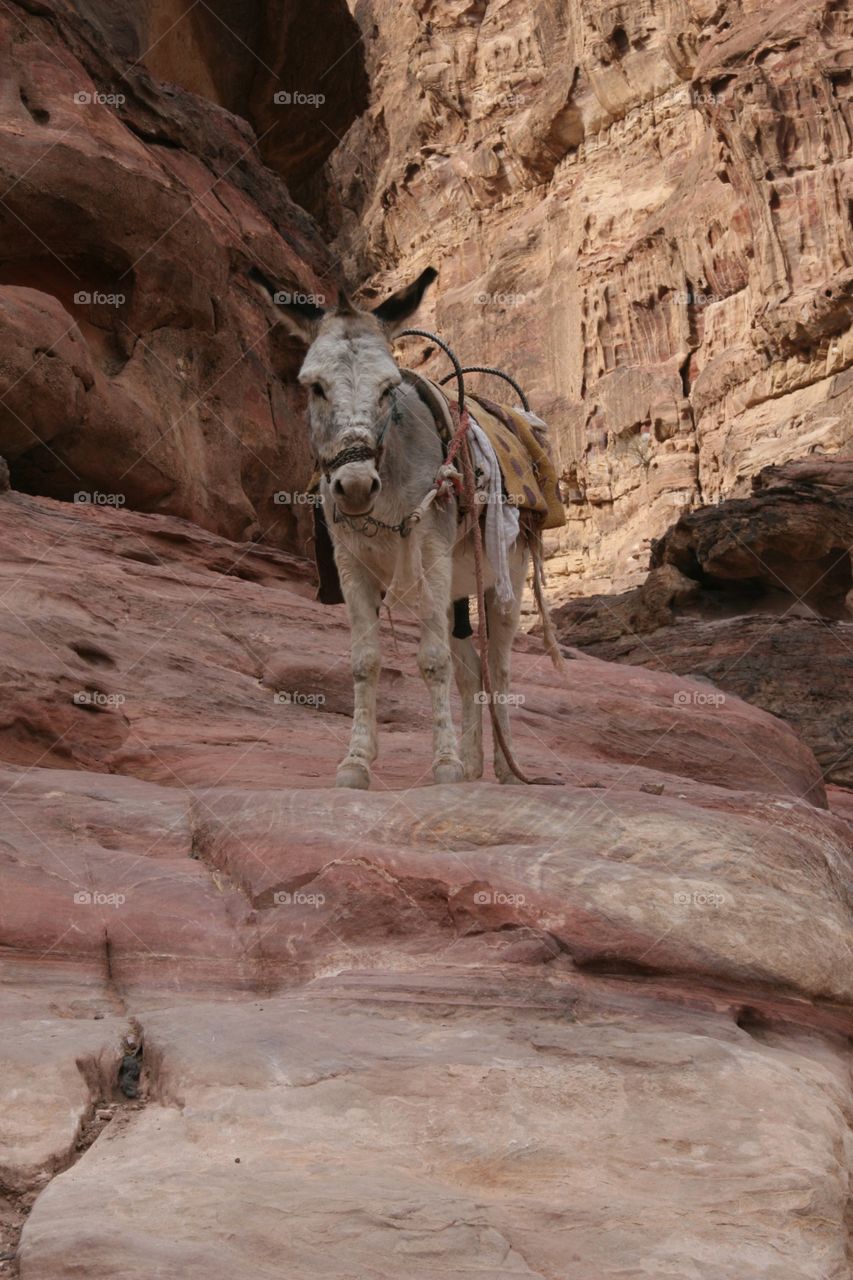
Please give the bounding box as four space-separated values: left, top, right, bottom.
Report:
553 456 853 786
323 0 853 595
0 0 364 553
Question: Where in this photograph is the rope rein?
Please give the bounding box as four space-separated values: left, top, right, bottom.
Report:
450 405 562 787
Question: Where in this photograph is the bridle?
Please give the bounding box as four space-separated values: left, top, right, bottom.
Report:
321 327 496 537
322 390 420 536
321 394 403 483
320 327 465 489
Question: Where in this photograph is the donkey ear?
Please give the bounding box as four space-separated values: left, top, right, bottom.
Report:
372 267 437 335
249 266 326 343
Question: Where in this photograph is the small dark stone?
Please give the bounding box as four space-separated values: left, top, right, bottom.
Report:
640 781 665 796
118 1053 141 1098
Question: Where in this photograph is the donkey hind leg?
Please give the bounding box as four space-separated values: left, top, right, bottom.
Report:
485 549 529 784
418 541 464 784
450 623 483 780
336 557 382 790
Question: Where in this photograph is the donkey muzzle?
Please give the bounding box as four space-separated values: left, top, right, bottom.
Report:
330 462 382 517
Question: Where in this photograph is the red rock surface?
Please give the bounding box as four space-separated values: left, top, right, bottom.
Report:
554 456 853 788
0 489 850 1279
0 0 362 553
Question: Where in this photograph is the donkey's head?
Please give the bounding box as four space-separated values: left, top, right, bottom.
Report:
271 268 437 517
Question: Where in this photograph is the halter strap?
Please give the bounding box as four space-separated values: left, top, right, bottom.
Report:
320 393 402 481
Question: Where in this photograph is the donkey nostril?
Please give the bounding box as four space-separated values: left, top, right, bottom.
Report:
331 478 344 497
369 476 380 495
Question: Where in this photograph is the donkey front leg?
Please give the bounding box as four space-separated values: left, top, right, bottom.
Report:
450 626 483 780
418 546 464 784
336 554 382 790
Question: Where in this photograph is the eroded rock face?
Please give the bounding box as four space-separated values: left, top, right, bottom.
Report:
0 0 363 553
554 456 853 786
322 0 853 594
0 489 850 1278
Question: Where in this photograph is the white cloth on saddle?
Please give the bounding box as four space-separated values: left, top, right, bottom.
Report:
467 412 519 604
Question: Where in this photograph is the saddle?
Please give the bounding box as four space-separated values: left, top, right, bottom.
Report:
311 368 565 605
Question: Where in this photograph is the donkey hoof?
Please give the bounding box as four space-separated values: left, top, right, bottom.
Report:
336 762 371 790
433 759 464 784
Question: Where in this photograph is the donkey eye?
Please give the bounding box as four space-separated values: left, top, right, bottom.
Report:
310 383 326 399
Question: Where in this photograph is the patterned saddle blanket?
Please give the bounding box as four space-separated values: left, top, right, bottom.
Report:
403 371 565 531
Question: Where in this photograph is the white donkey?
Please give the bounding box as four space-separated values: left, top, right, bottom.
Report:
256 266 538 790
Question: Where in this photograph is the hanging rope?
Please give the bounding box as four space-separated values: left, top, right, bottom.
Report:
449 404 562 787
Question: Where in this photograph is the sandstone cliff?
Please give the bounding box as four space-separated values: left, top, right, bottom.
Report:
0 0 363 554
324 0 853 594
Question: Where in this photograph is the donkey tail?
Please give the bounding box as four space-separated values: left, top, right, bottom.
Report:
529 530 570 677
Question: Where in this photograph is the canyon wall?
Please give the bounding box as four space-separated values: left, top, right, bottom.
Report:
324 0 853 595
0 0 363 553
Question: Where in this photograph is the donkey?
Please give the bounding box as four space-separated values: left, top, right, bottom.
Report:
256 266 533 790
